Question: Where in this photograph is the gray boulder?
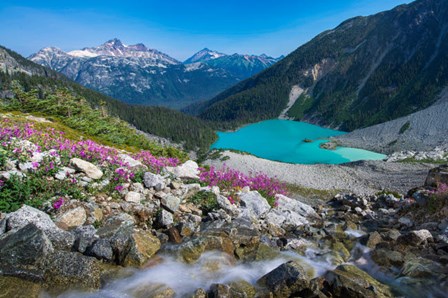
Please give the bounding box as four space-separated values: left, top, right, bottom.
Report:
144 172 166 191
161 195 181 213
3 205 74 250
0 223 53 279
275 194 319 218
43 251 101 292
73 225 98 253
87 239 114 261
257 261 309 297
239 191 271 218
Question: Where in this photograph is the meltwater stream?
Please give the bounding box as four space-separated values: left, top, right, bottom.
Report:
211 119 386 164
56 250 335 298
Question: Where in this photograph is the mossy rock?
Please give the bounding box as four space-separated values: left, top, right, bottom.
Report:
323 264 393 298
0 276 42 298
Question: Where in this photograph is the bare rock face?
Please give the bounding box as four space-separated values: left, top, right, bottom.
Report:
70 158 103 180
425 165 448 187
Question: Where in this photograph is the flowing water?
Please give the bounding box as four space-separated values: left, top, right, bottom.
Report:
211 119 386 164
55 250 335 298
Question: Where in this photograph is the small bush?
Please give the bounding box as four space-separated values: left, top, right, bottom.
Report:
189 191 219 215
399 121 411 134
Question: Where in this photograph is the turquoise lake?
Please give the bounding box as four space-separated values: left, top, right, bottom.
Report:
211 119 386 164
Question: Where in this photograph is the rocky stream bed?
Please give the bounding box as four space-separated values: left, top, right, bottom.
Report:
1 157 448 297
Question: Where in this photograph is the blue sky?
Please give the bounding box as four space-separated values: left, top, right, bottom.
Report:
0 0 413 60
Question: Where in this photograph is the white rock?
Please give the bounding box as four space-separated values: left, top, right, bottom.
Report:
118 154 144 169
70 158 103 180
125 191 143 203
217 195 239 216
239 191 271 217
18 162 35 172
166 160 199 179
275 194 319 219
54 167 76 180
0 170 26 180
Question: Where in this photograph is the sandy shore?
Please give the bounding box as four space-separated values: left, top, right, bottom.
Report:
205 151 434 195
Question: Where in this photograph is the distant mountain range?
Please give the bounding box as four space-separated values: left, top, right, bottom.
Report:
29 39 281 108
193 0 448 133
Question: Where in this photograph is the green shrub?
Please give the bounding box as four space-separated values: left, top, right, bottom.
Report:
189 190 219 215
399 121 411 134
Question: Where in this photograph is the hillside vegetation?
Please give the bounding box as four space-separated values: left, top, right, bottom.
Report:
194 0 448 131
0 46 217 152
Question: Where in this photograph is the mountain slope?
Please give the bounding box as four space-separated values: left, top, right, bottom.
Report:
29 40 279 109
336 87 448 153
195 0 448 131
0 45 217 151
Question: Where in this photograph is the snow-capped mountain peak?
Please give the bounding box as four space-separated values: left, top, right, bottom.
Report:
184 48 226 64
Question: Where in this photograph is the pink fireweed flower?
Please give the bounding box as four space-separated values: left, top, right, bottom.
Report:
115 185 124 192
52 197 64 209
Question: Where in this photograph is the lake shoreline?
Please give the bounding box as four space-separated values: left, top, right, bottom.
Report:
205 150 434 195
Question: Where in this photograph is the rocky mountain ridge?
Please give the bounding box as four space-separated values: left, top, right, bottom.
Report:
29 39 280 108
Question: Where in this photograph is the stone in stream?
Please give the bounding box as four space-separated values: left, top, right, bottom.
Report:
127 283 175 298
363 231 383 249
70 158 103 179
157 209 174 228
371 249 404 267
2 205 75 250
207 281 256 298
167 226 182 244
322 264 393 298
257 261 310 297
0 276 42 298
